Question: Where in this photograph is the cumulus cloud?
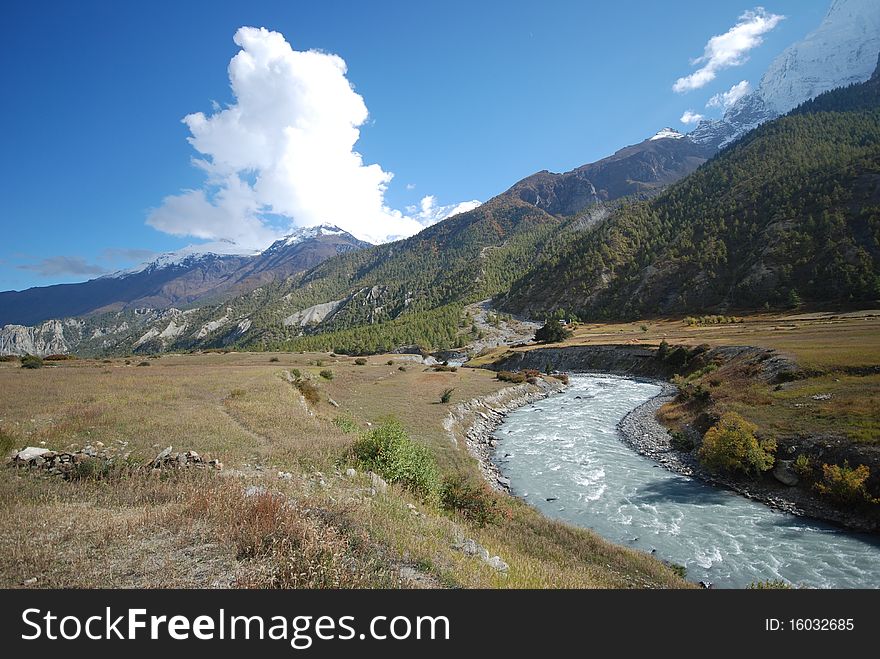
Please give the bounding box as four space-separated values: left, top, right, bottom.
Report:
680 110 705 125
407 195 482 226
18 256 106 277
707 80 752 109
673 8 784 93
148 27 478 248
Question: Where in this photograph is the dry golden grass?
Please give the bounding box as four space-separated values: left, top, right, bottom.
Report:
0 351 690 589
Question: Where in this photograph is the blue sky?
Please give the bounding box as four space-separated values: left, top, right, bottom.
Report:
0 0 827 291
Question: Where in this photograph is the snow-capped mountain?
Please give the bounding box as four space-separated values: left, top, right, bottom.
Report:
262 224 352 253
692 0 880 147
109 241 260 279
0 224 369 327
649 127 685 141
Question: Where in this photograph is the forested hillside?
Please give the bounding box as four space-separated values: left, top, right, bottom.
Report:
499 65 880 320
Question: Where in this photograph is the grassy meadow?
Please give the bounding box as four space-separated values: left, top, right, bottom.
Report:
0 351 687 589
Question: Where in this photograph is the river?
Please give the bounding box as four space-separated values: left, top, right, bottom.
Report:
492 374 880 588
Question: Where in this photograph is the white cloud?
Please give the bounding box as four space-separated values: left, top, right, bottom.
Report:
673 8 784 93
707 80 751 109
148 27 477 248
407 196 481 225
406 183 416 190
680 110 704 125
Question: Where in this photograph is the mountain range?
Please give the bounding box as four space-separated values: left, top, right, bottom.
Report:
2 0 878 357
0 225 369 327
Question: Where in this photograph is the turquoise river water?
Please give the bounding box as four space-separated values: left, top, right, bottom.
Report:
492 375 880 588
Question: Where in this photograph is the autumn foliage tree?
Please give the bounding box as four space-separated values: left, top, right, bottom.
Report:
698 412 776 476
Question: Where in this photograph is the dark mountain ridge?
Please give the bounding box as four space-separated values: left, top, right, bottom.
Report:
503 130 716 216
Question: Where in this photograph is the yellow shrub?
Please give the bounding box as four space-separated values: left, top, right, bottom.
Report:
815 462 877 505
698 412 776 476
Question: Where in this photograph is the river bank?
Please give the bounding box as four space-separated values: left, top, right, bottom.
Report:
618 383 879 533
445 376 568 491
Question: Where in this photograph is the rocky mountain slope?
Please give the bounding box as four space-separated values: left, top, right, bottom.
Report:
691 0 880 148
502 128 715 216
0 225 369 327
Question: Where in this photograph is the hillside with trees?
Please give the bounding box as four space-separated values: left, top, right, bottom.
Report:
499 63 880 321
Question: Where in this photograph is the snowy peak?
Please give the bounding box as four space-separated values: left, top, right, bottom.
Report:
261 224 368 255
275 224 348 249
691 0 880 148
649 127 685 141
754 0 880 116
109 241 259 278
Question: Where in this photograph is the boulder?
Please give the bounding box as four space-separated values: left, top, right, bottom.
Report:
152 446 172 466
368 471 388 493
773 460 799 487
486 556 509 573
15 447 50 461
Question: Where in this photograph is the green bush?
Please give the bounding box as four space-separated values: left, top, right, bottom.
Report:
440 473 500 527
269 356 280 362
354 358 367 366
386 360 394 366
698 412 776 476
398 366 407 372
747 579 792 589
333 415 360 434
793 454 813 479
290 368 302 379
351 419 440 500
20 354 43 369
534 320 572 344
294 379 321 405
670 431 694 451
815 462 877 505
496 370 526 384
433 365 457 372
319 369 334 380
657 339 670 360
440 388 455 404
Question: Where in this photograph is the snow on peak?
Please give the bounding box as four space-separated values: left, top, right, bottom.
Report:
691 0 880 147
752 0 880 117
280 224 347 247
261 224 355 254
649 127 685 141
106 240 259 278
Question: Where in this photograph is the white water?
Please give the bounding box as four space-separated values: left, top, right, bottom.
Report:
493 375 880 588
